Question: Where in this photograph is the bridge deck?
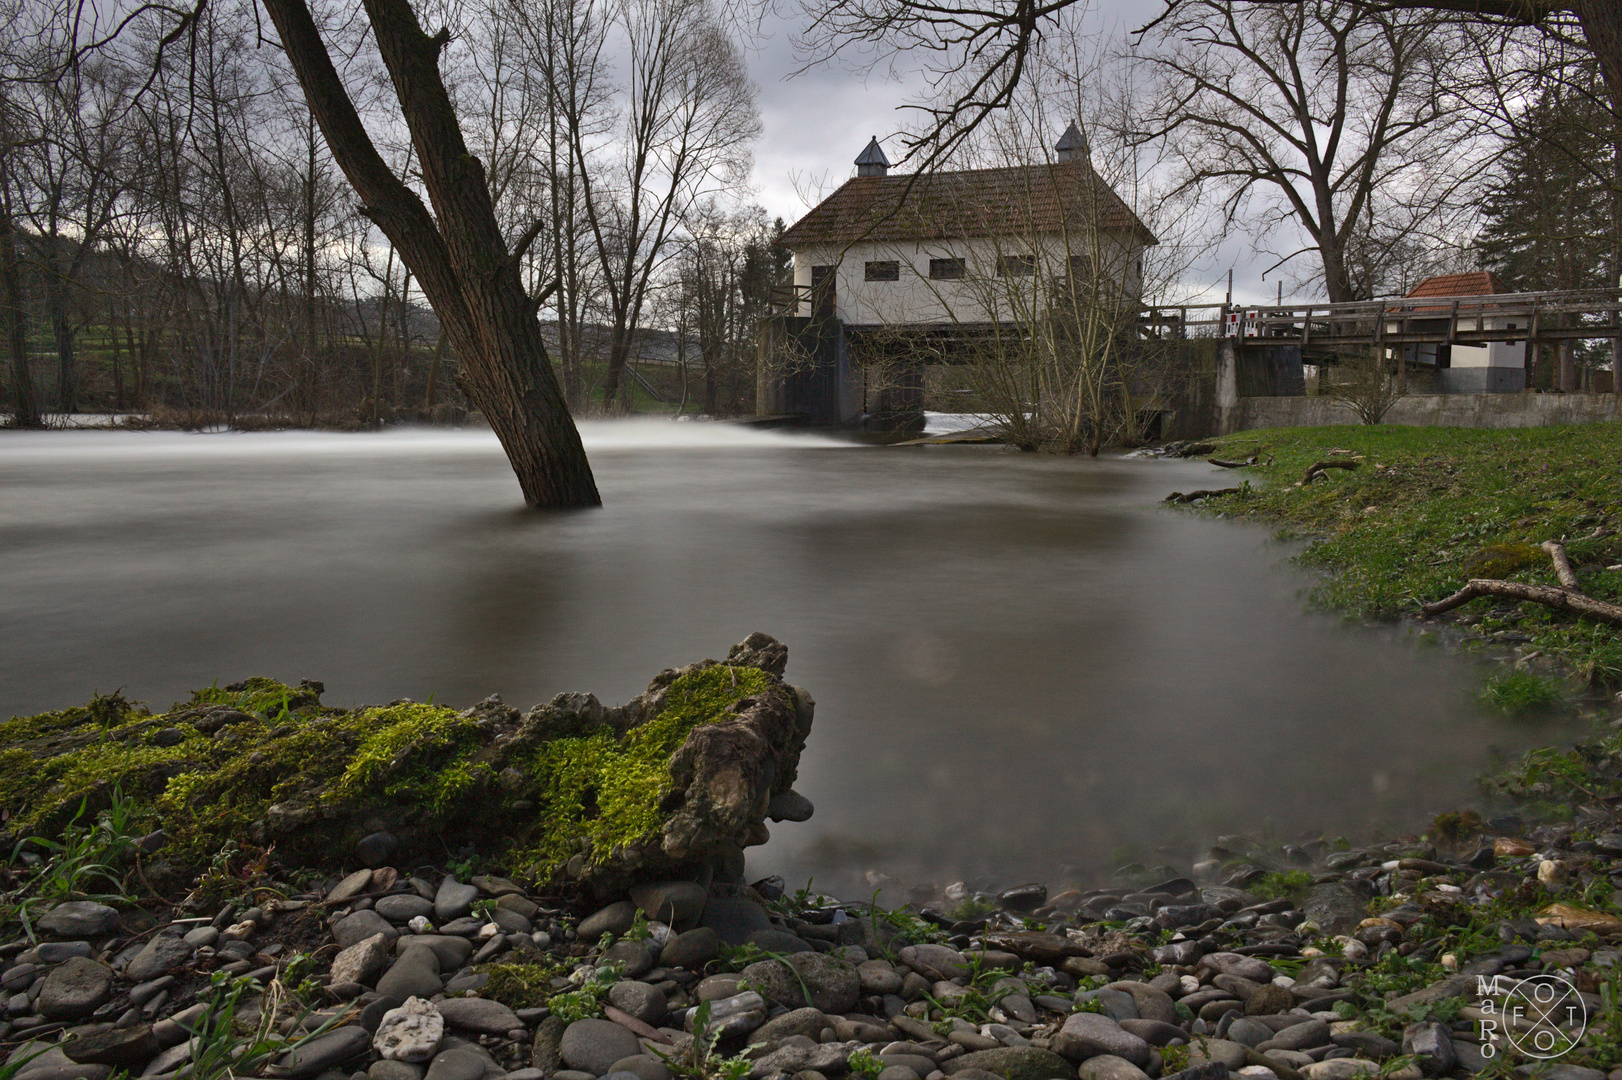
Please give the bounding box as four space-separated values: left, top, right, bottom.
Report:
1139 288 1622 348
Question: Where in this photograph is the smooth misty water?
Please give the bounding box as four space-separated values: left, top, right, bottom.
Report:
0 422 1538 895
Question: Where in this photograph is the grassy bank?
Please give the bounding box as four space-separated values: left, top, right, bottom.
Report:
1188 423 1622 695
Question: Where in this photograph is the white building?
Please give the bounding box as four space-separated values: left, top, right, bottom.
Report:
763 127 1158 427
1394 272 1527 393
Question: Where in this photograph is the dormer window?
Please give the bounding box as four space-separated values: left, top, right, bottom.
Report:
865 260 900 281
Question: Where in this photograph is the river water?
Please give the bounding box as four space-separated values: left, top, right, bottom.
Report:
0 421 1538 895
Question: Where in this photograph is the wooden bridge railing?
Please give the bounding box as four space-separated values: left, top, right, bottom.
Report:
1136 287 1622 348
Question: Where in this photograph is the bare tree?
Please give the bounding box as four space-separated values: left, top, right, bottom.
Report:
573 0 760 412
789 1 1621 162
1135 0 1490 303
258 0 600 507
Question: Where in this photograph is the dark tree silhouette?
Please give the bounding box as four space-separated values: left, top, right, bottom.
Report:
260 0 599 508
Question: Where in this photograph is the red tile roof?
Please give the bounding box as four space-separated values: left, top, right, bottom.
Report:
1405 272 1510 298
778 160 1157 249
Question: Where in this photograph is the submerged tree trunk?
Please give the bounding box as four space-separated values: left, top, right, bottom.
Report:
261 0 598 508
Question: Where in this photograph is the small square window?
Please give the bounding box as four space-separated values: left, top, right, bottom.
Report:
864 260 900 281
929 257 966 280
997 254 1035 277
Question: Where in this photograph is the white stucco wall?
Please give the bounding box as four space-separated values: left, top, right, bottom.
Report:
1391 314 1527 369
790 232 1145 326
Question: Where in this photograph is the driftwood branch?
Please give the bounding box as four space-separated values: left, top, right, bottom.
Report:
1164 487 1241 504
1303 459 1360 484
1209 456 1257 468
1543 539 1580 590
1420 541 1622 626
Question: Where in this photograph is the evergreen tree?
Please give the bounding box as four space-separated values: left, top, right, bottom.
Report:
1476 64 1615 293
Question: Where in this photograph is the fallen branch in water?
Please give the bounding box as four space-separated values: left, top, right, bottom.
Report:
1302 459 1360 484
1420 540 1622 626
1164 487 1241 504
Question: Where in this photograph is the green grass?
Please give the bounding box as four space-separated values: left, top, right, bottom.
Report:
1189 424 1622 689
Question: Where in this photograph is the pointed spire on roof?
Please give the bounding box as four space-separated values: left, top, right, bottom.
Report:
855 136 890 177
1056 122 1089 163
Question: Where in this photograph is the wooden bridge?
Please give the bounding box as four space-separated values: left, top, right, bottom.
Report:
1138 287 1622 350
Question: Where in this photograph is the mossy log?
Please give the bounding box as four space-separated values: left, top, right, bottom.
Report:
0 632 814 898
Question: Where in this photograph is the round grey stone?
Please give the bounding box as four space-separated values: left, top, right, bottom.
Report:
606 1057 670 1080
37 903 120 939
560 1019 643 1076
600 940 654 978
38 958 113 1021
697 897 773 945
433 998 521 1035
739 953 860 1013
433 878 480 923
607 981 668 1026
629 882 707 928
423 1049 486 1080
943 1047 1076 1080
1223 1018 1273 1048
376 895 436 924
370 1061 426 1080
124 934 193 983
1053 1013 1152 1068
358 832 399 869
33 943 95 963
335 910 399 949
376 947 443 1001
746 1007 828 1046
278 1026 373 1079
578 901 640 942
659 928 720 971
1077 1054 1150 1080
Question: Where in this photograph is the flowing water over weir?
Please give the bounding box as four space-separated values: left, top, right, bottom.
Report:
0 421 1547 895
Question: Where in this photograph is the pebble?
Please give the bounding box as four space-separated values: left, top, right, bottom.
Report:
558 1018 642 1075
36 904 120 939
278 1025 373 1079
37 959 112 1022
372 999 446 1065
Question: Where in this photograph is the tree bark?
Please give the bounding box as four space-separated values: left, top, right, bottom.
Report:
260 0 599 508
0 191 41 428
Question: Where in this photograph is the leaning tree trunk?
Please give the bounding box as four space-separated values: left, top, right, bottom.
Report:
260 0 599 508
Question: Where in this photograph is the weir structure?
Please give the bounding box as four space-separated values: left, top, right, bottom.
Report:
757 285 1622 436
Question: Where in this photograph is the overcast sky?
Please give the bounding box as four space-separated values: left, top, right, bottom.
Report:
737 0 1350 308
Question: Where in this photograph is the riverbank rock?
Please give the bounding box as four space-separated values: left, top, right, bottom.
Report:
0 633 814 894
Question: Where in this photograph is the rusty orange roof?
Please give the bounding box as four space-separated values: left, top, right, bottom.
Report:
1405 272 1510 299
778 160 1157 249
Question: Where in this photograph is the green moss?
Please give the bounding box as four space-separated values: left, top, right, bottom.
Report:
329 704 484 811
1462 542 1545 580
189 677 321 716
475 961 570 1009
1249 869 1315 902
513 664 771 876
6 660 778 880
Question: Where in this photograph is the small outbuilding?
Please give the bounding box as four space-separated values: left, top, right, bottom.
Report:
1393 272 1527 393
